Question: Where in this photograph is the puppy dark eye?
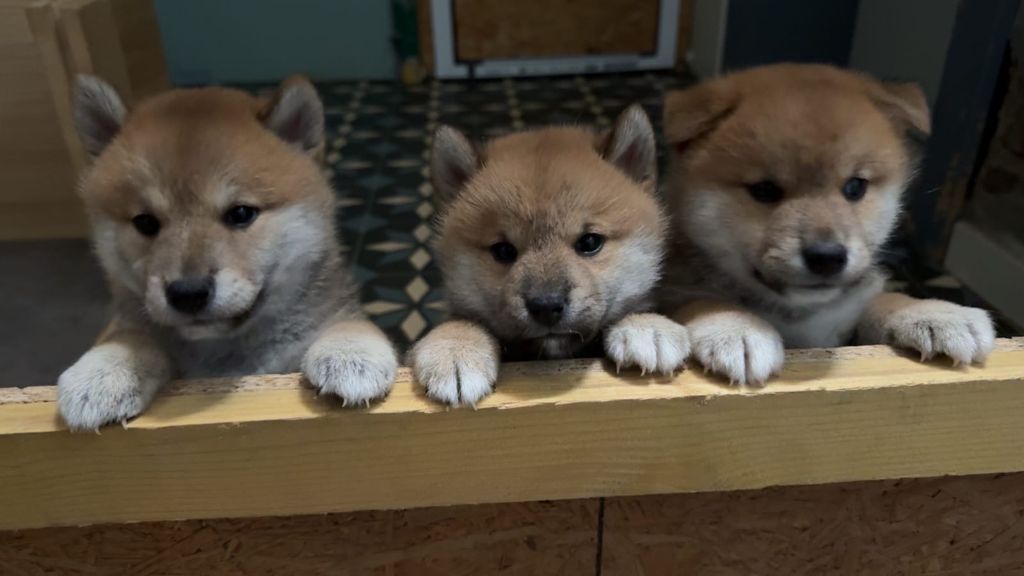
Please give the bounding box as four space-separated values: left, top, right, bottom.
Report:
223 205 260 228
490 241 517 264
131 213 161 237
574 233 605 256
747 180 784 203
842 177 868 201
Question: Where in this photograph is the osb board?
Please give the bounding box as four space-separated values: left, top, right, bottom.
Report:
3 340 1024 531
0 500 598 575
453 0 659 61
602 473 1024 575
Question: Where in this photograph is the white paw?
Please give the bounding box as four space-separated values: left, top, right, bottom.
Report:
57 343 168 432
410 321 500 406
688 313 784 387
302 329 398 405
604 313 690 375
882 299 995 365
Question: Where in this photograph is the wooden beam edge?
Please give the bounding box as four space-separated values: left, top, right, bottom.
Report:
3 339 1023 434
2 339 1024 531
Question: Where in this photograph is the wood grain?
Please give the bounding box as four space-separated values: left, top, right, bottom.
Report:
603 473 1024 575
0 500 598 575
1 340 1023 530
453 0 659 61
0 0 168 240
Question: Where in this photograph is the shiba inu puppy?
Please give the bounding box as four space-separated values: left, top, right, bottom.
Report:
660 63 995 385
58 75 397 430
410 105 690 405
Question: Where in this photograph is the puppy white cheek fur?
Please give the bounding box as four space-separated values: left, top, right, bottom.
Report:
439 251 495 319
94 221 146 297
410 321 500 406
261 204 330 292
57 341 171 431
302 324 398 405
601 234 663 318
684 191 751 280
209 269 261 317
687 311 785 386
605 313 690 375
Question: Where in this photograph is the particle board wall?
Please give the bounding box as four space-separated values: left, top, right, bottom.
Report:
4 475 1024 574
0 501 600 575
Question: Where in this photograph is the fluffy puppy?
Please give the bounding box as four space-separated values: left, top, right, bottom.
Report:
411 106 690 405
58 75 397 430
660 63 995 385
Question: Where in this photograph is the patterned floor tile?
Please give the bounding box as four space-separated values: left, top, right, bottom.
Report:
293 72 1017 351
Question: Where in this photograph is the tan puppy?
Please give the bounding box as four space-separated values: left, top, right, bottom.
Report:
58 76 397 430
660 63 995 385
411 106 690 405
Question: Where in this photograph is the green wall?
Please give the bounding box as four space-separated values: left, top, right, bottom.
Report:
154 0 397 85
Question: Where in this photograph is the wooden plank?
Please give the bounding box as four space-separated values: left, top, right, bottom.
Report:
0 500 598 575
57 0 133 101
602 473 1024 575
452 0 659 61
1 340 1024 531
0 4 84 237
106 0 166 99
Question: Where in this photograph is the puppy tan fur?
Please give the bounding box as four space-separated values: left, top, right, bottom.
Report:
58 75 397 430
411 106 689 405
660 63 994 385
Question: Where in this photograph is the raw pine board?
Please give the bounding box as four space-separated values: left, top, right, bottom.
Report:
2 339 1024 531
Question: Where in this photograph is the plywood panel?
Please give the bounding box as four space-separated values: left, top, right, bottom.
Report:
453 0 659 61
2 341 1024 530
0 500 598 575
602 473 1024 575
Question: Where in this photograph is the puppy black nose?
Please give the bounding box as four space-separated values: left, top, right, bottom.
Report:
165 277 214 315
802 242 848 277
526 294 567 327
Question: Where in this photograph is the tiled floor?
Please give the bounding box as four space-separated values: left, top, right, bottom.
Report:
317 72 693 350
0 72 1016 388
311 72 1018 350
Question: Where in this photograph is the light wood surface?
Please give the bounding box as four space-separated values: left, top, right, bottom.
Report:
2 339 1023 531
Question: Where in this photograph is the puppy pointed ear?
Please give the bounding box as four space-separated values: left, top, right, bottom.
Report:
431 125 479 206
599 104 657 186
73 74 126 158
260 75 324 153
872 81 931 136
663 83 736 151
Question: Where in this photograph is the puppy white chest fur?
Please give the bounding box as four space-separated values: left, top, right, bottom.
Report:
762 274 883 348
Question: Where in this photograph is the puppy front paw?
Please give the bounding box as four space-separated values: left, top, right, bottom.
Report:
410 321 500 406
688 312 784 387
604 313 690 375
57 344 168 432
303 324 398 405
881 299 995 365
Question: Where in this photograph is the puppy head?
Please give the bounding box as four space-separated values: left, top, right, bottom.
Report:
431 105 666 358
73 75 334 340
663 64 930 308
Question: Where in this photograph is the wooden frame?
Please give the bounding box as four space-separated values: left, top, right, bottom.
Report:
2 338 1024 532
429 0 680 78
0 0 166 241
